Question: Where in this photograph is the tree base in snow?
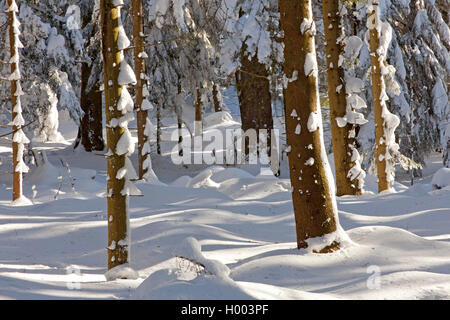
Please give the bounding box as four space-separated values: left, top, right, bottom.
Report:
312 241 340 254
10 196 33 206
104 264 139 281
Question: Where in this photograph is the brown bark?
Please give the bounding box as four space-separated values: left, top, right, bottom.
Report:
8 0 21 201
79 63 104 152
236 47 273 156
101 0 129 269
132 0 149 180
322 0 361 196
279 0 339 251
368 2 390 193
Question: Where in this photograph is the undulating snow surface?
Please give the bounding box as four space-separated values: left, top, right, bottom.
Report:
0 109 448 300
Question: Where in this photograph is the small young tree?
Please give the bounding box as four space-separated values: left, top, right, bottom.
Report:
279 0 345 252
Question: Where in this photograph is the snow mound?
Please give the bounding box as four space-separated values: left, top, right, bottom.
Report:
171 175 192 187
204 111 235 127
431 167 450 189
10 196 33 206
187 169 220 189
104 263 139 281
25 160 60 186
174 237 231 278
210 167 254 183
231 226 450 300
133 237 254 300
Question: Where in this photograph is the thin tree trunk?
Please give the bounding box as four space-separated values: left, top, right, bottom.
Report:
132 0 149 180
101 0 128 269
177 82 183 156
279 0 340 252
322 0 361 196
8 0 28 202
156 100 161 155
368 1 390 193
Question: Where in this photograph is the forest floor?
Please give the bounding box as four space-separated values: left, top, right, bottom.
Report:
0 105 448 300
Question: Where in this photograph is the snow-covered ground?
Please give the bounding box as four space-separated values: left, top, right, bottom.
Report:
0 106 449 300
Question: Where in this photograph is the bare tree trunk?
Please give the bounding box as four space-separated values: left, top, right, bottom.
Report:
322 0 361 196
131 0 149 180
279 0 341 252
101 0 129 269
236 47 273 156
368 1 390 193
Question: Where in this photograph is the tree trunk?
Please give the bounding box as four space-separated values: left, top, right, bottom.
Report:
322 0 361 196
101 0 129 269
78 4 104 152
368 1 390 193
194 86 203 137
8 0 28 202
131 0 149 180
236 48 273 156
79 63 104 152
279 0 341 252
156 100 161 155
176 82 183 157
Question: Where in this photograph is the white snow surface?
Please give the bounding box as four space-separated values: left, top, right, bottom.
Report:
431 168 450 189
0 113 448 300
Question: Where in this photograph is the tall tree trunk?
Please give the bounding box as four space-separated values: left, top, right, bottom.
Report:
322 0 361 196
79 63 104 152
236 48 273 156
279 0 341 252
368 1 390 193
101 0 130 269
132 0 149 180
78 5 104 152
8 0 29 202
